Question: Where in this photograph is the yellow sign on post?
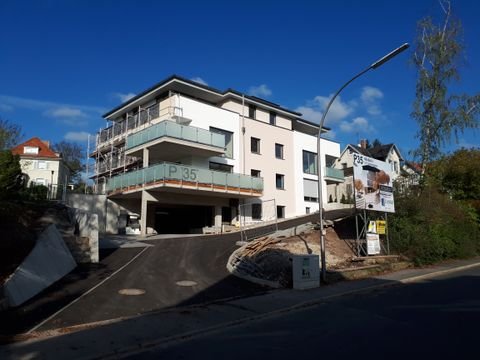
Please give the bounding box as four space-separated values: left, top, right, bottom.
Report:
376 220 386 235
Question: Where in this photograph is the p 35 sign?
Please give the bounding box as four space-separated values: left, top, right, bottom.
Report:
167 165 198 181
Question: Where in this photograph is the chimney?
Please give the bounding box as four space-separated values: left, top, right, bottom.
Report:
359 139 368 149
41 140 50 148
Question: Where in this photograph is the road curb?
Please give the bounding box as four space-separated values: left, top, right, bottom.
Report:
399 261 480 284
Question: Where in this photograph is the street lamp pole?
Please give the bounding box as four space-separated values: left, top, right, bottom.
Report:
317 43 409 283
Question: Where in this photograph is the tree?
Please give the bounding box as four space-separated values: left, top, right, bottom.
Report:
366 138 382 148
430 148 480 201
412 0 480 174
0 118 23 150
0 150 23 200
52 141 85 183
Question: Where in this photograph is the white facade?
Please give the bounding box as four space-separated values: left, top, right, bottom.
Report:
93 76 341 234
20 158 64 187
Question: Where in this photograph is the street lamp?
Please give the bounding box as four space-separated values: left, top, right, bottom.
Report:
316 43 409 283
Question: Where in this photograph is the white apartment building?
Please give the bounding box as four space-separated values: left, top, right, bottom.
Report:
92 75 343 235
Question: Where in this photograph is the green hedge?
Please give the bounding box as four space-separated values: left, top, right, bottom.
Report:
389 185 480 265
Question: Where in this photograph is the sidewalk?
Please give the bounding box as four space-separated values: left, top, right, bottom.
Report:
1 257 480 360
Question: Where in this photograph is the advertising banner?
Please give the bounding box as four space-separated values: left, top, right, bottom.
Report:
352 153 395 213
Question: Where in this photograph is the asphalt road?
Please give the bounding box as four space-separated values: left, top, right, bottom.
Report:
33 215 320 331
127 266 480 359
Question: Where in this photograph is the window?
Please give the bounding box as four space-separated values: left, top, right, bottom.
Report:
277 206 285 219
303 150 317 175
37 160 47 170
252 203 262 220
303 179 318 202
269 111 276 125
209 162 233 173
24 146 39 154
248 104 256 119
210 127 234 158
306 207 310 214
275 143 284 159
251 137 261 154
276 174 285 189
251 169 261 177
394 161 398 173
325 155 336 167
34 178 46 186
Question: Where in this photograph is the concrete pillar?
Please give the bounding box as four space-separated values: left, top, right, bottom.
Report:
143 147 149 168
214 206 222 228
140 190 148 236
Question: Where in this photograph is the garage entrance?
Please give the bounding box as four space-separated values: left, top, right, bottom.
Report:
154 205 213 234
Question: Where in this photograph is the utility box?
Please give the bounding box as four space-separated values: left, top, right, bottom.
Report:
292 254 320 290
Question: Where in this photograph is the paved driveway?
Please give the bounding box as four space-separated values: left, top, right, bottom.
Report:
0 214 327 335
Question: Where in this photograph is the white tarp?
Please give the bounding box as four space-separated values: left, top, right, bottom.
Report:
352 153 395 213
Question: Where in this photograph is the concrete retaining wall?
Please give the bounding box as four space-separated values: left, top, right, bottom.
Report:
3 224 77 307
65 209 99 263
66 194 133 234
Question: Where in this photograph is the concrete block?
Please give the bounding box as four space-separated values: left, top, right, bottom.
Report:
3 224 77 307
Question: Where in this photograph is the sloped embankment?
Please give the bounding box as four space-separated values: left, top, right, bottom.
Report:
227 224 357 288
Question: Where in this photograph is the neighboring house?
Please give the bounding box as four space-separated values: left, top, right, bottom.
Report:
91 75 342 235
12 137 70 198
330 140 404 204
397 161 422 192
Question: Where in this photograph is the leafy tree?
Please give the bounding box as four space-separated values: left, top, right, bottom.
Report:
0 150 23 199
430 148 480 201
0 118 23 150
52 141 85 183
411 0 480 173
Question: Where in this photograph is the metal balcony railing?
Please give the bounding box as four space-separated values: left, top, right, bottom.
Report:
106 162 263 195
96 104 183 147
125 120 225 150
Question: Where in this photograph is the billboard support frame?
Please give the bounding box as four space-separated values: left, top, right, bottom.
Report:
355 209 390 257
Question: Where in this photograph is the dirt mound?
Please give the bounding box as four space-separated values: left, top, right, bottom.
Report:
228 226 357 288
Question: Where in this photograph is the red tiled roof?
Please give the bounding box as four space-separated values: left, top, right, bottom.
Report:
11 137 60 159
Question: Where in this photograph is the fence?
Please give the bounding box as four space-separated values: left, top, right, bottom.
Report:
239 199 277 242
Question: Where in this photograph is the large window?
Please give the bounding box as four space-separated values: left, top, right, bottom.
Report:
37 160 48 170
210 127 233 158
252 203 262 220
276 173 285 189
209 162 233 173
303 150 317 175
275 143 284 159
269 111 276 125
249 104 256 119
251 137 261 154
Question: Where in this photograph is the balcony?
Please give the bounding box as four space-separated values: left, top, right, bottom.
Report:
324 167 344 182
125 120 226 162
106 162 263 197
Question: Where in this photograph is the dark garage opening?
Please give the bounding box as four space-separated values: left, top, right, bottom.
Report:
154 205 213 234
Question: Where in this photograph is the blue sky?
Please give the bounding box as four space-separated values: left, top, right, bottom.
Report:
1 0 479 162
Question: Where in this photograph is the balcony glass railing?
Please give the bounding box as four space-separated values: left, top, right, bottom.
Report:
324 167 344 181
106 162 263 195
125 120 226 150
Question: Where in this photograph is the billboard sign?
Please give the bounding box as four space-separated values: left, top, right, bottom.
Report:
352 153 395 213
